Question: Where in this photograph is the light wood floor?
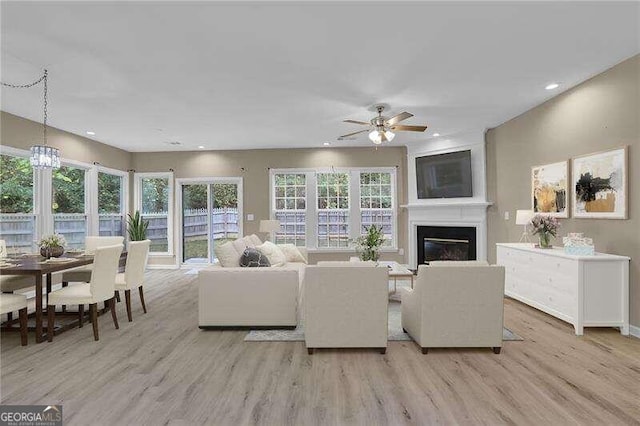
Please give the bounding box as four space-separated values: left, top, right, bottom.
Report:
1 270 639 425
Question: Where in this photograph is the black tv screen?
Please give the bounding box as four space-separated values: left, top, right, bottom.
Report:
416 150 473 199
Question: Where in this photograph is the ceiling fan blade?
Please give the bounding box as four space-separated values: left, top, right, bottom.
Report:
343 119 370 125
385 111 413 126
391 124 428 132
338 129 369 140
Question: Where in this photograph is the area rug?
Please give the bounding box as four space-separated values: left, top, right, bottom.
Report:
245 298 523 342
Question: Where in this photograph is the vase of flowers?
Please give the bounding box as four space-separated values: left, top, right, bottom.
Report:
530 215 560 249
39 234 67 259
353 224 386 262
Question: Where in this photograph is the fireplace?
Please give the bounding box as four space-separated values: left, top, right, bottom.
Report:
417 226 476 265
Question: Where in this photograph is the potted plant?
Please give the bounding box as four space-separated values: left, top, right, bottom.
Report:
127 210 149 242
39 234 67 259
530 215 560 249
353 224 386 262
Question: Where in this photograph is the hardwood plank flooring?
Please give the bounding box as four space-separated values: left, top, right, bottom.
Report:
1 270 639 425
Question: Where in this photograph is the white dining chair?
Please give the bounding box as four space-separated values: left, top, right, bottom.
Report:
0 293 28 346
47 244 123 342
115 240 150 322
0 240 34 324
61 236 125 284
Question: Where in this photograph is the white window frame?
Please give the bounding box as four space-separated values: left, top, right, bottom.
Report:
52 159 90 249
0 146 38 252
134 171 175 256
175 176 243 266
269 167 398 252
271 172 307 247
0 146 130 251
96 166 129 238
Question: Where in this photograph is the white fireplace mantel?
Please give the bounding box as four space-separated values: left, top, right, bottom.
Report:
406 202 492 268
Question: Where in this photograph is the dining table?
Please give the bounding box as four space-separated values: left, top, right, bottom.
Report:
0 252 126 343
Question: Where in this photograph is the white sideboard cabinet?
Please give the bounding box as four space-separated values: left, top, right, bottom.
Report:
496 243 629 335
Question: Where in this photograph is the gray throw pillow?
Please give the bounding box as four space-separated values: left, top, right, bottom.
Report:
239 247 271 267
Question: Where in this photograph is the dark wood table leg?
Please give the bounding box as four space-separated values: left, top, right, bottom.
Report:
35 274 43 343
46 273 52 307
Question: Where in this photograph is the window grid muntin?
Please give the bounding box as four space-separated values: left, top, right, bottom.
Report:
274 173 306 246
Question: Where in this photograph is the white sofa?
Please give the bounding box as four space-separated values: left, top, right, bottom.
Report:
198 235 307 328
401 261 505 354
304 261 388 354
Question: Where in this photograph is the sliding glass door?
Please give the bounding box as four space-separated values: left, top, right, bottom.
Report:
179 178 242 265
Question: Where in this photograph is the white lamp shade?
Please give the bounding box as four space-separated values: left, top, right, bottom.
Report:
259 219 281 233
515 210 535 225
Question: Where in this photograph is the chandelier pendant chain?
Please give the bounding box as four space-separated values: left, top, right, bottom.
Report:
1 69 48 145
1 69 59 169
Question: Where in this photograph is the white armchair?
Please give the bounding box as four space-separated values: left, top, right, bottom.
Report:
304 263 388 354
402 263 505 354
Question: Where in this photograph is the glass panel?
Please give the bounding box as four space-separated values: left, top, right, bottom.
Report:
141 177 169 253
0 155 35 252
182 184 209 263
359 171 393 247
98 172 124 237
211 183 239 259
53 166 86 248
0 155 33 213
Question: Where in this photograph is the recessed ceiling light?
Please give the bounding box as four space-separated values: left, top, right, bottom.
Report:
86 131 95 136
432 133 440 137
545 83 560 90
323 142 331 146
198 145 205 149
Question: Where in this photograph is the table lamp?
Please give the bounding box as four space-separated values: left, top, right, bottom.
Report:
259 219 281 241
515 210 534 243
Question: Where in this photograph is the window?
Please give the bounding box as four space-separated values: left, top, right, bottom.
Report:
0 154 36 252
136 173 174 254
360 172 393 246
98 171 125 237
53 165 87 249
273 173 306 246
317 172 349 248
270 167 397 251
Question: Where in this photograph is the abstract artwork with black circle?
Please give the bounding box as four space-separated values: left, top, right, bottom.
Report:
239 248 271 267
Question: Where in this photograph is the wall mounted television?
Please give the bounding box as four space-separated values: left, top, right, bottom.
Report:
416 150 473 199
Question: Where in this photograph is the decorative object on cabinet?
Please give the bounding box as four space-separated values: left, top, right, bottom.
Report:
531 161 569 217
530 215 559 248
496 243 629 336
515 210 535 243
572 146 628 219
563 233 595 256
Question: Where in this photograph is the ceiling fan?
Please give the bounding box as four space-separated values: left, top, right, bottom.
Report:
338 105 428 144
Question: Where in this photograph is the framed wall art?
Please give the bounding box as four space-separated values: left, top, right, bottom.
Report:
531 161 569 218
572 146 628 219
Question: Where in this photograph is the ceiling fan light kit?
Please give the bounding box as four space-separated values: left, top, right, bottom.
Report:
340 104 427 146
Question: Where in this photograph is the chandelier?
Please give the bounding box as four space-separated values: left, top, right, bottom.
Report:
1 69 60 169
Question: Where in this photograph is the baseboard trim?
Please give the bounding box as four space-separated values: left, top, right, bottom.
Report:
629 324 640 339
147 264 179 270
199 325 297 330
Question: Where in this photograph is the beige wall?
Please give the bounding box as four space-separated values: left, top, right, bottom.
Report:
0 111 132 171
132 147 408 265
486 55 639 328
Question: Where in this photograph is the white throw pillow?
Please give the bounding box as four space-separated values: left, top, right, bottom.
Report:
256 241 287 267
278 244 307 264
214 241 241 267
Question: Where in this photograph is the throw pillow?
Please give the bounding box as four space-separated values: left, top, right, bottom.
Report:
256 241 287 267
214 241 242 267
278 244 307 264
239 247 271 267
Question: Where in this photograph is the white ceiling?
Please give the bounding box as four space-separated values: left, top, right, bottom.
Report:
1 1 638 152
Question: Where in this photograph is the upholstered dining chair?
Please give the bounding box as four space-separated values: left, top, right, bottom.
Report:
0 293 28 346
47 244 123 342
1 240 34 326
60 236 125 284
114 240 150 322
